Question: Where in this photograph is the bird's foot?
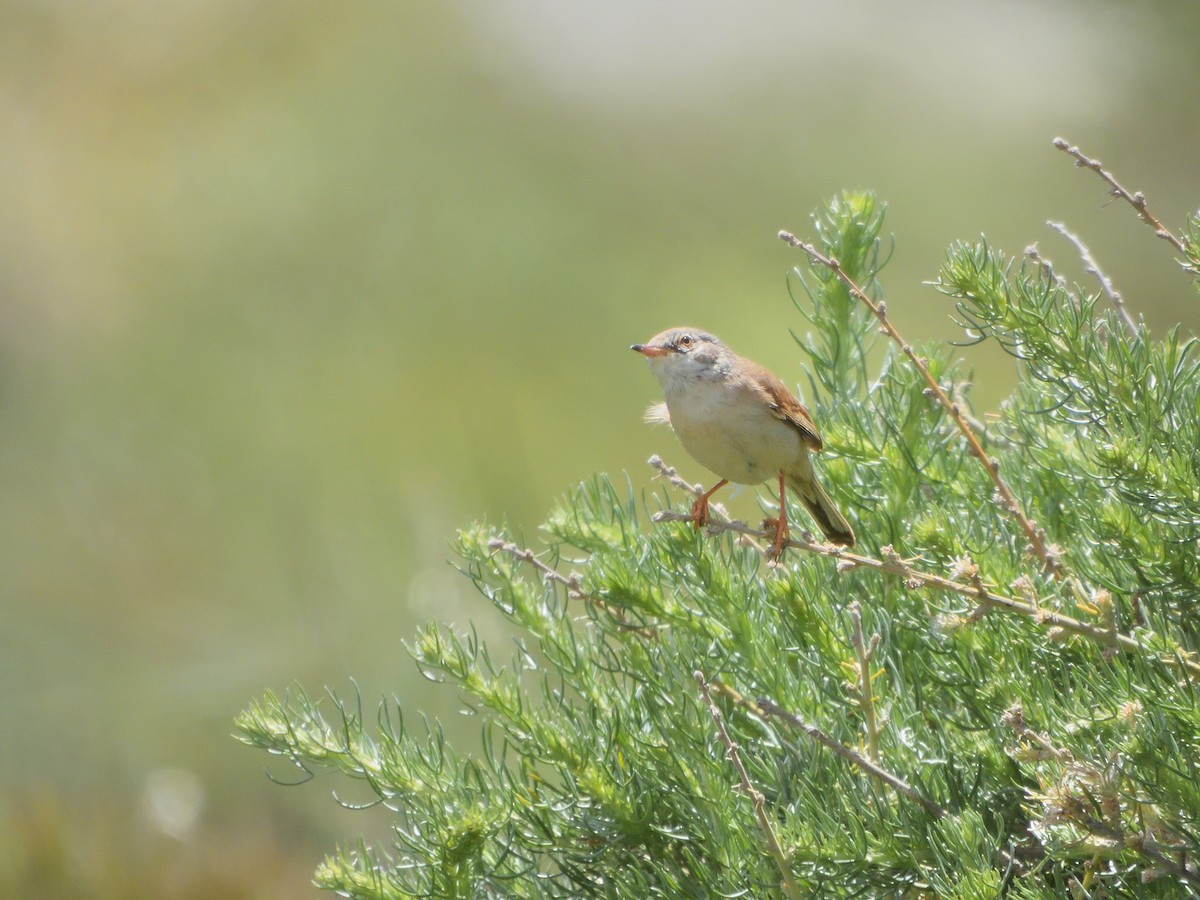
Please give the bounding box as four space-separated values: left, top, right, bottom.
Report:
762 516 790 561
686 479 728 532
687 495 711 530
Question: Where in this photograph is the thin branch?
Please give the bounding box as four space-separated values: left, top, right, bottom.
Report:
720 683 1032 874
487 539 659 639
648 454 766 553
1046 220 1137 334
648 454 728 518
710 681 948 820
1052 138 1187 255
653 510 1200 678
1000 702 1071 763
778 229 1063 579
695 672 804 900
1083 820 1200 888
1024 242 1068 290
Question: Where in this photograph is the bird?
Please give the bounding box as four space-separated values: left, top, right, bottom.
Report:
632 327 854 556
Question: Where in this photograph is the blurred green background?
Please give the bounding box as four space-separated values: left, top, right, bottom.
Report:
2 1 1198 894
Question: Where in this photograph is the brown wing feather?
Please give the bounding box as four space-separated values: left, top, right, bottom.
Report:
740 359 824 452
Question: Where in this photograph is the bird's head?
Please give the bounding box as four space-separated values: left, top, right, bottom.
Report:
631 328 728 388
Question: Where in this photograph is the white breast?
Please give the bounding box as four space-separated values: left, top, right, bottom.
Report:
664 378 804 484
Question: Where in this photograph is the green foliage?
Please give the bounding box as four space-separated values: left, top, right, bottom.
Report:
936 243 1200 624
237 191 1200 897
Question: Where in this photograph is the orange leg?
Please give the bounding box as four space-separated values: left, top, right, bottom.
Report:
689 479 729 529
763 470 790 558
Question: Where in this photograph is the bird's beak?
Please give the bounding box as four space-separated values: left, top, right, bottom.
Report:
631 343 668 357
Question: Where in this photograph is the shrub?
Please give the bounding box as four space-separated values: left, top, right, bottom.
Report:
238 141 1200 897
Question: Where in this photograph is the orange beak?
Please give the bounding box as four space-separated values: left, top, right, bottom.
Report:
631 343 669 357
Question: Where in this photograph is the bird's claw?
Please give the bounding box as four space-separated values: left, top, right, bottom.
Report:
762 516 789 560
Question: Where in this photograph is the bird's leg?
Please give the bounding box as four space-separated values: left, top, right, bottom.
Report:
688 479 729 529
763 469 790 558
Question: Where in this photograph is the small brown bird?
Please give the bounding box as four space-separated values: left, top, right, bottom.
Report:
632 327 855 555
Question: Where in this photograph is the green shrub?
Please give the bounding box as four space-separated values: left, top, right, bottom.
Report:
238 144 1200 897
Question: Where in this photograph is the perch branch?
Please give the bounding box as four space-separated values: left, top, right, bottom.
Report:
778 229 1063 578
1052 138 1187 255
653 510 1200 678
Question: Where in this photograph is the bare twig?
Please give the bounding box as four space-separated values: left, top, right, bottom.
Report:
695 672 804 900
1052 138 1187 255
653 510 1200 678
1024 243 1068 290
714 683 1048 876
778 229 1063 579
718 682 1031 873
1083 820 1200 888
648 454 729 520
487 539 659 639
1000 702 1071 763
1047 220 1137 334
648 454 765 553
709 681 948 820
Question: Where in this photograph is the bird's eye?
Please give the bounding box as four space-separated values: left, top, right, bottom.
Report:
678 334 693 349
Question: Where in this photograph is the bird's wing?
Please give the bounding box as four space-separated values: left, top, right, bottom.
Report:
746 362 824 452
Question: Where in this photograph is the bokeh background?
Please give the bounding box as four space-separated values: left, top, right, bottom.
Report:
2 1 1198 895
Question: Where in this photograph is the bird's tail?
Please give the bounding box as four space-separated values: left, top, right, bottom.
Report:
786 470 856 547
